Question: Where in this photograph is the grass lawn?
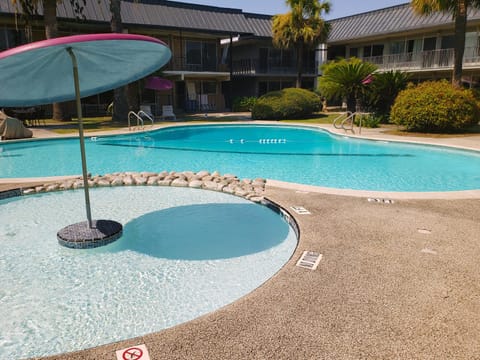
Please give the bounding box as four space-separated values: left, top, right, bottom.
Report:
43 117 127 134
280 112 340 124
37 112 480 138
44 113 252 134
380 123 480 138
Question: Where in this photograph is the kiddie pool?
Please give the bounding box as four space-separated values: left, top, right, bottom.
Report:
0 186 298 359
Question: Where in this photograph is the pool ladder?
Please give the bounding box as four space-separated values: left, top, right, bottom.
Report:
333 111 369 134
128 110 154 131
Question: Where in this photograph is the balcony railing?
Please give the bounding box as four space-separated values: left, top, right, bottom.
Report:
362 47 480 72
231 58 316 76
165 56 219 72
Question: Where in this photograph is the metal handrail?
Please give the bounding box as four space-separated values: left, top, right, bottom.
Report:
333 111 352 130
128 111 144 131
333 111 370 134
138 110 154 127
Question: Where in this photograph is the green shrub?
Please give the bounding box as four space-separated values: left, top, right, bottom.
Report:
232 96 257 112
354 113 380 128
391 80 480 132
251 88 321 120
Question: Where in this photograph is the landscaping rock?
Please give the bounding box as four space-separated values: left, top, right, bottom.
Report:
171 178 188 187
189 180 203 188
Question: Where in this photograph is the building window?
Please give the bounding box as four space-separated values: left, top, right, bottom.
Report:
363 44 384 58
372 44 384 57
185 40 217 71
407 39 423 53
267 48 294 69
186 41 201 65
441 35 455 49
258 80 294 96
389 41 405 55
0 28 26 51
349 47 358 58
202 81 216 94
423 37 436 51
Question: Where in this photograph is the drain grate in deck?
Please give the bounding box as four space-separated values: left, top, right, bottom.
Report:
296 251 322 270
290 206 311 215
367 198 395 204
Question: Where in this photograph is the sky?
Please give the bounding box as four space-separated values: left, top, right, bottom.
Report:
175 0 407 19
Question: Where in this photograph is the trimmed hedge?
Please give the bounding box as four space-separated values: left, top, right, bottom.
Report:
391 80 480 132
232 97 257 112
251 88 321 120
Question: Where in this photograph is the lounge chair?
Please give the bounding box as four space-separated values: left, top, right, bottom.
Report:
161 105 176 121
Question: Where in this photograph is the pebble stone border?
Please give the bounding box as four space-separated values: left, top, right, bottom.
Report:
20 170 266 202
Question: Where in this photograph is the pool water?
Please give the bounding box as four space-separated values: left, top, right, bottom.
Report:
1 124 480 191
0 187 297 359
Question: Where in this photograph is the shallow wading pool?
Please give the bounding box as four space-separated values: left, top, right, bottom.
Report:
0 186 297 359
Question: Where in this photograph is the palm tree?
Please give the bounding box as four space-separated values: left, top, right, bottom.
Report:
363 70 411 119
411 0 480 87
272 0 331 88
318 58 377 113
109 0 129 122
11 0 85 120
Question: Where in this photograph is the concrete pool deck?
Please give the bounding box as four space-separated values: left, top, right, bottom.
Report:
1 121 480 359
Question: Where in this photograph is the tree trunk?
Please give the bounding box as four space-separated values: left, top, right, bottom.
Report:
295 42 304 88
453 0 467 87
110 0 130 122
44 0 66 120
346 94 356 114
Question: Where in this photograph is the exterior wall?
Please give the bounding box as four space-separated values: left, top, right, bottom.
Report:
0 6 318 114
326 16 480 87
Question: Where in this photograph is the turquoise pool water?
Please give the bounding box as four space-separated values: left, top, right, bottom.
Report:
1 124 480 191
0 187 297 358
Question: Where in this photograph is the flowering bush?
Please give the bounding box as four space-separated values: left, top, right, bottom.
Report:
391 80 480 132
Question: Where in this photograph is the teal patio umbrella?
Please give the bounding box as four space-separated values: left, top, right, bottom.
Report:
0 33 171 247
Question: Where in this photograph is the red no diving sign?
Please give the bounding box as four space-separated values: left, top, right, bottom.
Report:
116 344 150 360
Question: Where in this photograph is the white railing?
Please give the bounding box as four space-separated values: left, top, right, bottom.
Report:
362 47 480 72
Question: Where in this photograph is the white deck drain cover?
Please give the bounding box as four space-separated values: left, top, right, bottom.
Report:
421 248 437 255
418 228 432 234
290 206 311 215
116 344 150 360
296 251 322 270
367 198 395 204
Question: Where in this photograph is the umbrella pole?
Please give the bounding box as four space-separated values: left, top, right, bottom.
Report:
67 47 93 228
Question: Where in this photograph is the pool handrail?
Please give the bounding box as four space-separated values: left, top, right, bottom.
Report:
333 111 369 134
128 110 154 131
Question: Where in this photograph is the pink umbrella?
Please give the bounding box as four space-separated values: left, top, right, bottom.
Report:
145 76 173 91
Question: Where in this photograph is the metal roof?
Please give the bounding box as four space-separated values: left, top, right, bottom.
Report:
0 0 273 38
328 2 480 44
5 1 480 45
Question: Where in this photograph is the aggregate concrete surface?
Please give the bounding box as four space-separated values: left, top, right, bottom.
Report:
31 186 480 360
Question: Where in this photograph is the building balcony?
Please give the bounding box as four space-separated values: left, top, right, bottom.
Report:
231 58 317 76
165 56 222 72
362 47 480 73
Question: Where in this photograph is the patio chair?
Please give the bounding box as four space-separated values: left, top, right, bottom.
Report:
140 105 154 119
161 105 176 121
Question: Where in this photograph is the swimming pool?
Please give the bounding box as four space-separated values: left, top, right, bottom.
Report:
1 124 480 191
0 186 297 358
